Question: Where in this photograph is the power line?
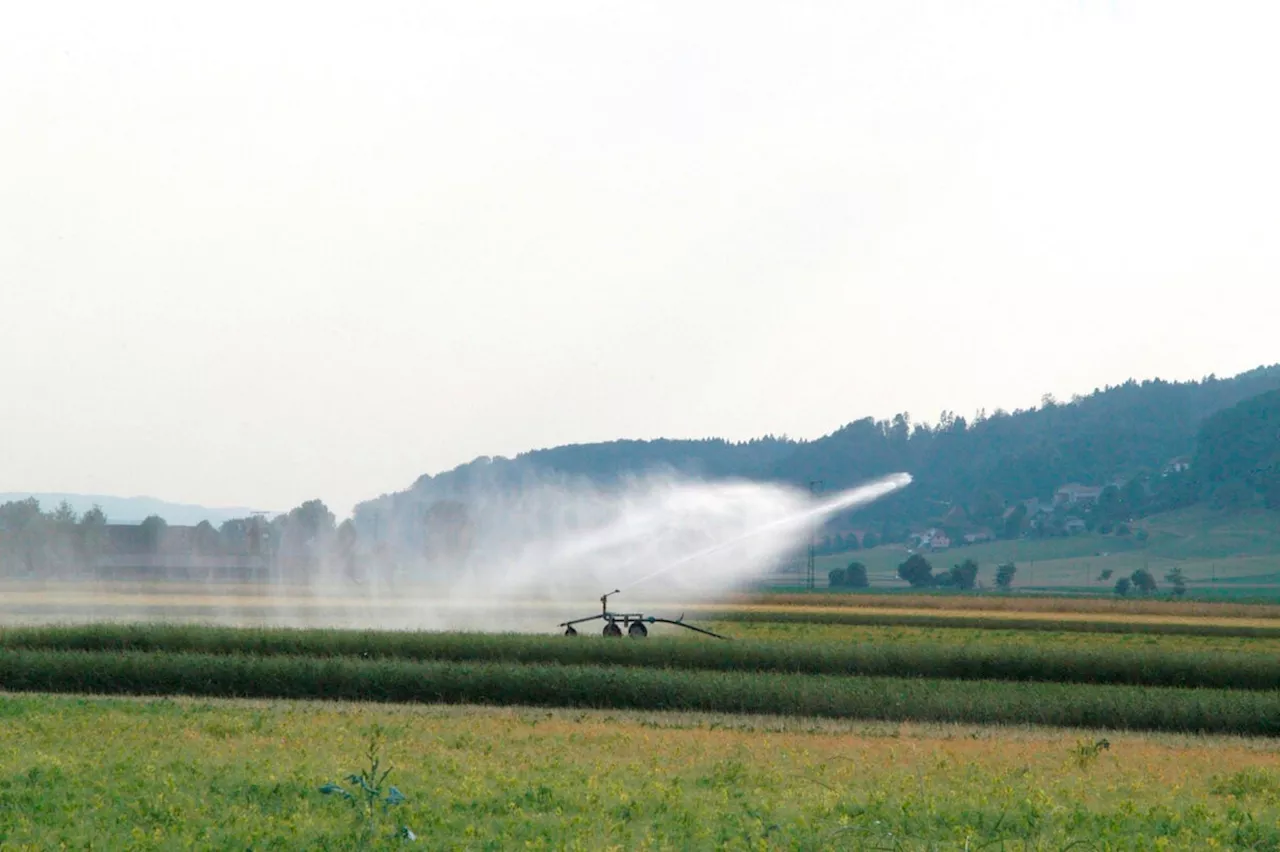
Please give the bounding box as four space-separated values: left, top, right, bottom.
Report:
807 480 824 590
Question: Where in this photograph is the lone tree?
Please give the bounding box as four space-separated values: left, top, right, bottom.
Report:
139 515 168 553
995 562 1017 590
949 558 979 590
1130 568 1158 595
845 561 869 588
827 567 847 588
1114 577 1132 596
1164 566 1187 597
897 553 934 587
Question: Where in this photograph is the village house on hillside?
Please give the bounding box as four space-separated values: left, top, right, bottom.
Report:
910 528 951 550
1004 498 1052 520
1054 483 1104 505
1163 456 1192 475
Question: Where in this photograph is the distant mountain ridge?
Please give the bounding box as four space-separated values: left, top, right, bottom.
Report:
0 493 271 527
353 364 1280 534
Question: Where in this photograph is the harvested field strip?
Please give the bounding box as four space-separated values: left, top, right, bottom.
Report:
4 623 1280 690
705 619 1280 652
747 592 1280 619
4 649 1280 734
705 608 1280 637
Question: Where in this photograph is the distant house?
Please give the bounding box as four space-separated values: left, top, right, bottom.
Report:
1064 518 1087 535
963 530 995 545
911 528 952 551
1055 484 1104 505
1004 498 1051 520
1163 456 1192 475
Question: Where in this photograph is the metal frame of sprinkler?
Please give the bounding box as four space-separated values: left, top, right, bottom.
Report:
558 590 729 639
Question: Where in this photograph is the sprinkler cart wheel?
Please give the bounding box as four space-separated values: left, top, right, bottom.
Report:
603 621 623 637
627 621 648 638
564 625 578 636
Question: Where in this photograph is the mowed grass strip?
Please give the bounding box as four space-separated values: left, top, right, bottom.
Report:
704 607 1280 637
5 622 1280 690
4 649 1280 735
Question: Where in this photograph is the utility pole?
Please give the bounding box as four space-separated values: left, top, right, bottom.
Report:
808 480 824 590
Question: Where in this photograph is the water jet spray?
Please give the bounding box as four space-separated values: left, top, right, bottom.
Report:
554 473 912 638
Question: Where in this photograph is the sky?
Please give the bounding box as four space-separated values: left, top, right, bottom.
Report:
2 1 1278 518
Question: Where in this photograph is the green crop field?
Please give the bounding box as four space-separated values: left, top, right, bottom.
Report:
5 695 1280 850
6 622 1280 690
7 569 1280 847
6 646 1280 733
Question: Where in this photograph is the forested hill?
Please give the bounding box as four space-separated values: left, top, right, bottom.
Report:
354 365 1280 528
1193 387 1280 509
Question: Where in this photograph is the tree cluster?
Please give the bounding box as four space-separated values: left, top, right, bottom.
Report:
828 561 869 589
896 554 981 590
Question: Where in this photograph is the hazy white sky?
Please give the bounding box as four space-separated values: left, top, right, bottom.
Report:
2 1 1278 517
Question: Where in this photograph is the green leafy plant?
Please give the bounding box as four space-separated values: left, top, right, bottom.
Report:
1070 737 1110 770
320 725 416 844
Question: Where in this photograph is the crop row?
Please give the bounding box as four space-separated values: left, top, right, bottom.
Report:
2 623 1279 690
3 649 1280 735
705 608 1280 637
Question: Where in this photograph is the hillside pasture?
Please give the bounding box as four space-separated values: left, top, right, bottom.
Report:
802 507 1280 598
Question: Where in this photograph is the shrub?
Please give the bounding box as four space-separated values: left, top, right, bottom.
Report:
995 562 1016 590
898 554 934 587
844 562 869 588
949 559 979 590
1131 568 1158 594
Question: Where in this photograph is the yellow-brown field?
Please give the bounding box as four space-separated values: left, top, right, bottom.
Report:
705 618 1280 652
750 591 1280 619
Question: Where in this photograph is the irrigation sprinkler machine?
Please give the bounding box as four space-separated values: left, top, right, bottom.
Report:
558 590 729 640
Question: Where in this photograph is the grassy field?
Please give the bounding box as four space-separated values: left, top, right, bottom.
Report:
808 506 1280 597
5 694 1280 849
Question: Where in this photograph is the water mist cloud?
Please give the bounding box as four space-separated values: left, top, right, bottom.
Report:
396 470 914 628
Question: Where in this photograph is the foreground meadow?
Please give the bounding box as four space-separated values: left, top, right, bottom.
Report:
4 694 1280 850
